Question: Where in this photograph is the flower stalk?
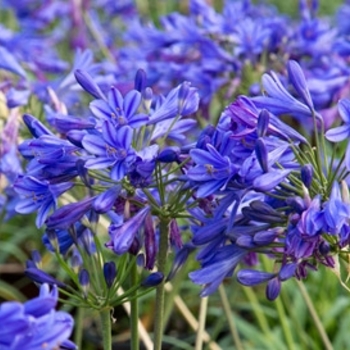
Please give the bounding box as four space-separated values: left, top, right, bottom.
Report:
100 308 112 350
153 218 170 350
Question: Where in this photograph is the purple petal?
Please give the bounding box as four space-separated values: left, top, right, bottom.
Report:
123 90 141 118
237 269 275 286
109 207 150 255
108 87 123 112
74 69 105 100
110 162 125 181
82 134 107 155
325 125 350 142
287 60 314 111
89 100 111 120
253 169 291 191
338 98 350 124
85 157 114 169
266 277 281 301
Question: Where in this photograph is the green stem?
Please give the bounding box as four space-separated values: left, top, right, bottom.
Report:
296 280 333 350
74 307 84 349
275 295 295 350
130 261 139 350
100 309 112 350
153 219 170 350
218 285 243 350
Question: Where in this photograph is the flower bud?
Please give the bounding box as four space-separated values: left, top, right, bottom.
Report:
141 272 164 287
257 110 269 137
78 269 90 297
266 277 281 301
301 164 313 188
103 261 117 288
134 69 147 92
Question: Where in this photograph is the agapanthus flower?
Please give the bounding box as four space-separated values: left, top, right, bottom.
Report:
14 176 73 228
82 121 136 181
0 284 76 349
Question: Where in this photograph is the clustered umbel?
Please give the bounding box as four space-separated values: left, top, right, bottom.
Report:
2 0 350 346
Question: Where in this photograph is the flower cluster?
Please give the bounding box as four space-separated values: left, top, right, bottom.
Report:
0 283 76 349
3 4 350 349
184 60 350 299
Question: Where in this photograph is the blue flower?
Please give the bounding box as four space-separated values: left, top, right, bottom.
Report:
187 143 239 197
14 176 73 228
82 121 136 181
90 86 148 128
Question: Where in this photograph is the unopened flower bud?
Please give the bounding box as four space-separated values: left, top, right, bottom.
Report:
257 110 269 137
78 269 90 297
301 164 313 188
266 277 281 301
103 261 117 288
141 272 164 287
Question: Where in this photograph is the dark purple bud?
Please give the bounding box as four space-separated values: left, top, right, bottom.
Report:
141 272 164 287
46 197 94 229
287 60 314 112
93 186 121 214
74 69 106 100
319 241 331 256
157 146 181 163
23 114 53 138
144 214 156 270
257 110 270 137
31 250 42 268
278 263 297 281
167 243 195 281
253 230 278 245
128 236 141 255
79 269 90 296
255 138 268 173
25 267 66 288
301 164 313 188
236 235 255 248
169 219 183 249
266 277 281 301
103 261 117 288
286 196 305 213
237 269 275 286
134 69 147 92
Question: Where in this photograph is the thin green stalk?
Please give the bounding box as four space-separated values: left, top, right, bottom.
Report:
241 285 271 335
195 297 209 350
153 219 170 350
74 307 84 349
100 309 112 350
218 285 243 350
296 280 333 350
130 261 139 350
274 295 295 350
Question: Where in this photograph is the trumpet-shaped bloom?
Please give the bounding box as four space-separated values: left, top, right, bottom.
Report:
82 121 136 181
14 176 73 228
